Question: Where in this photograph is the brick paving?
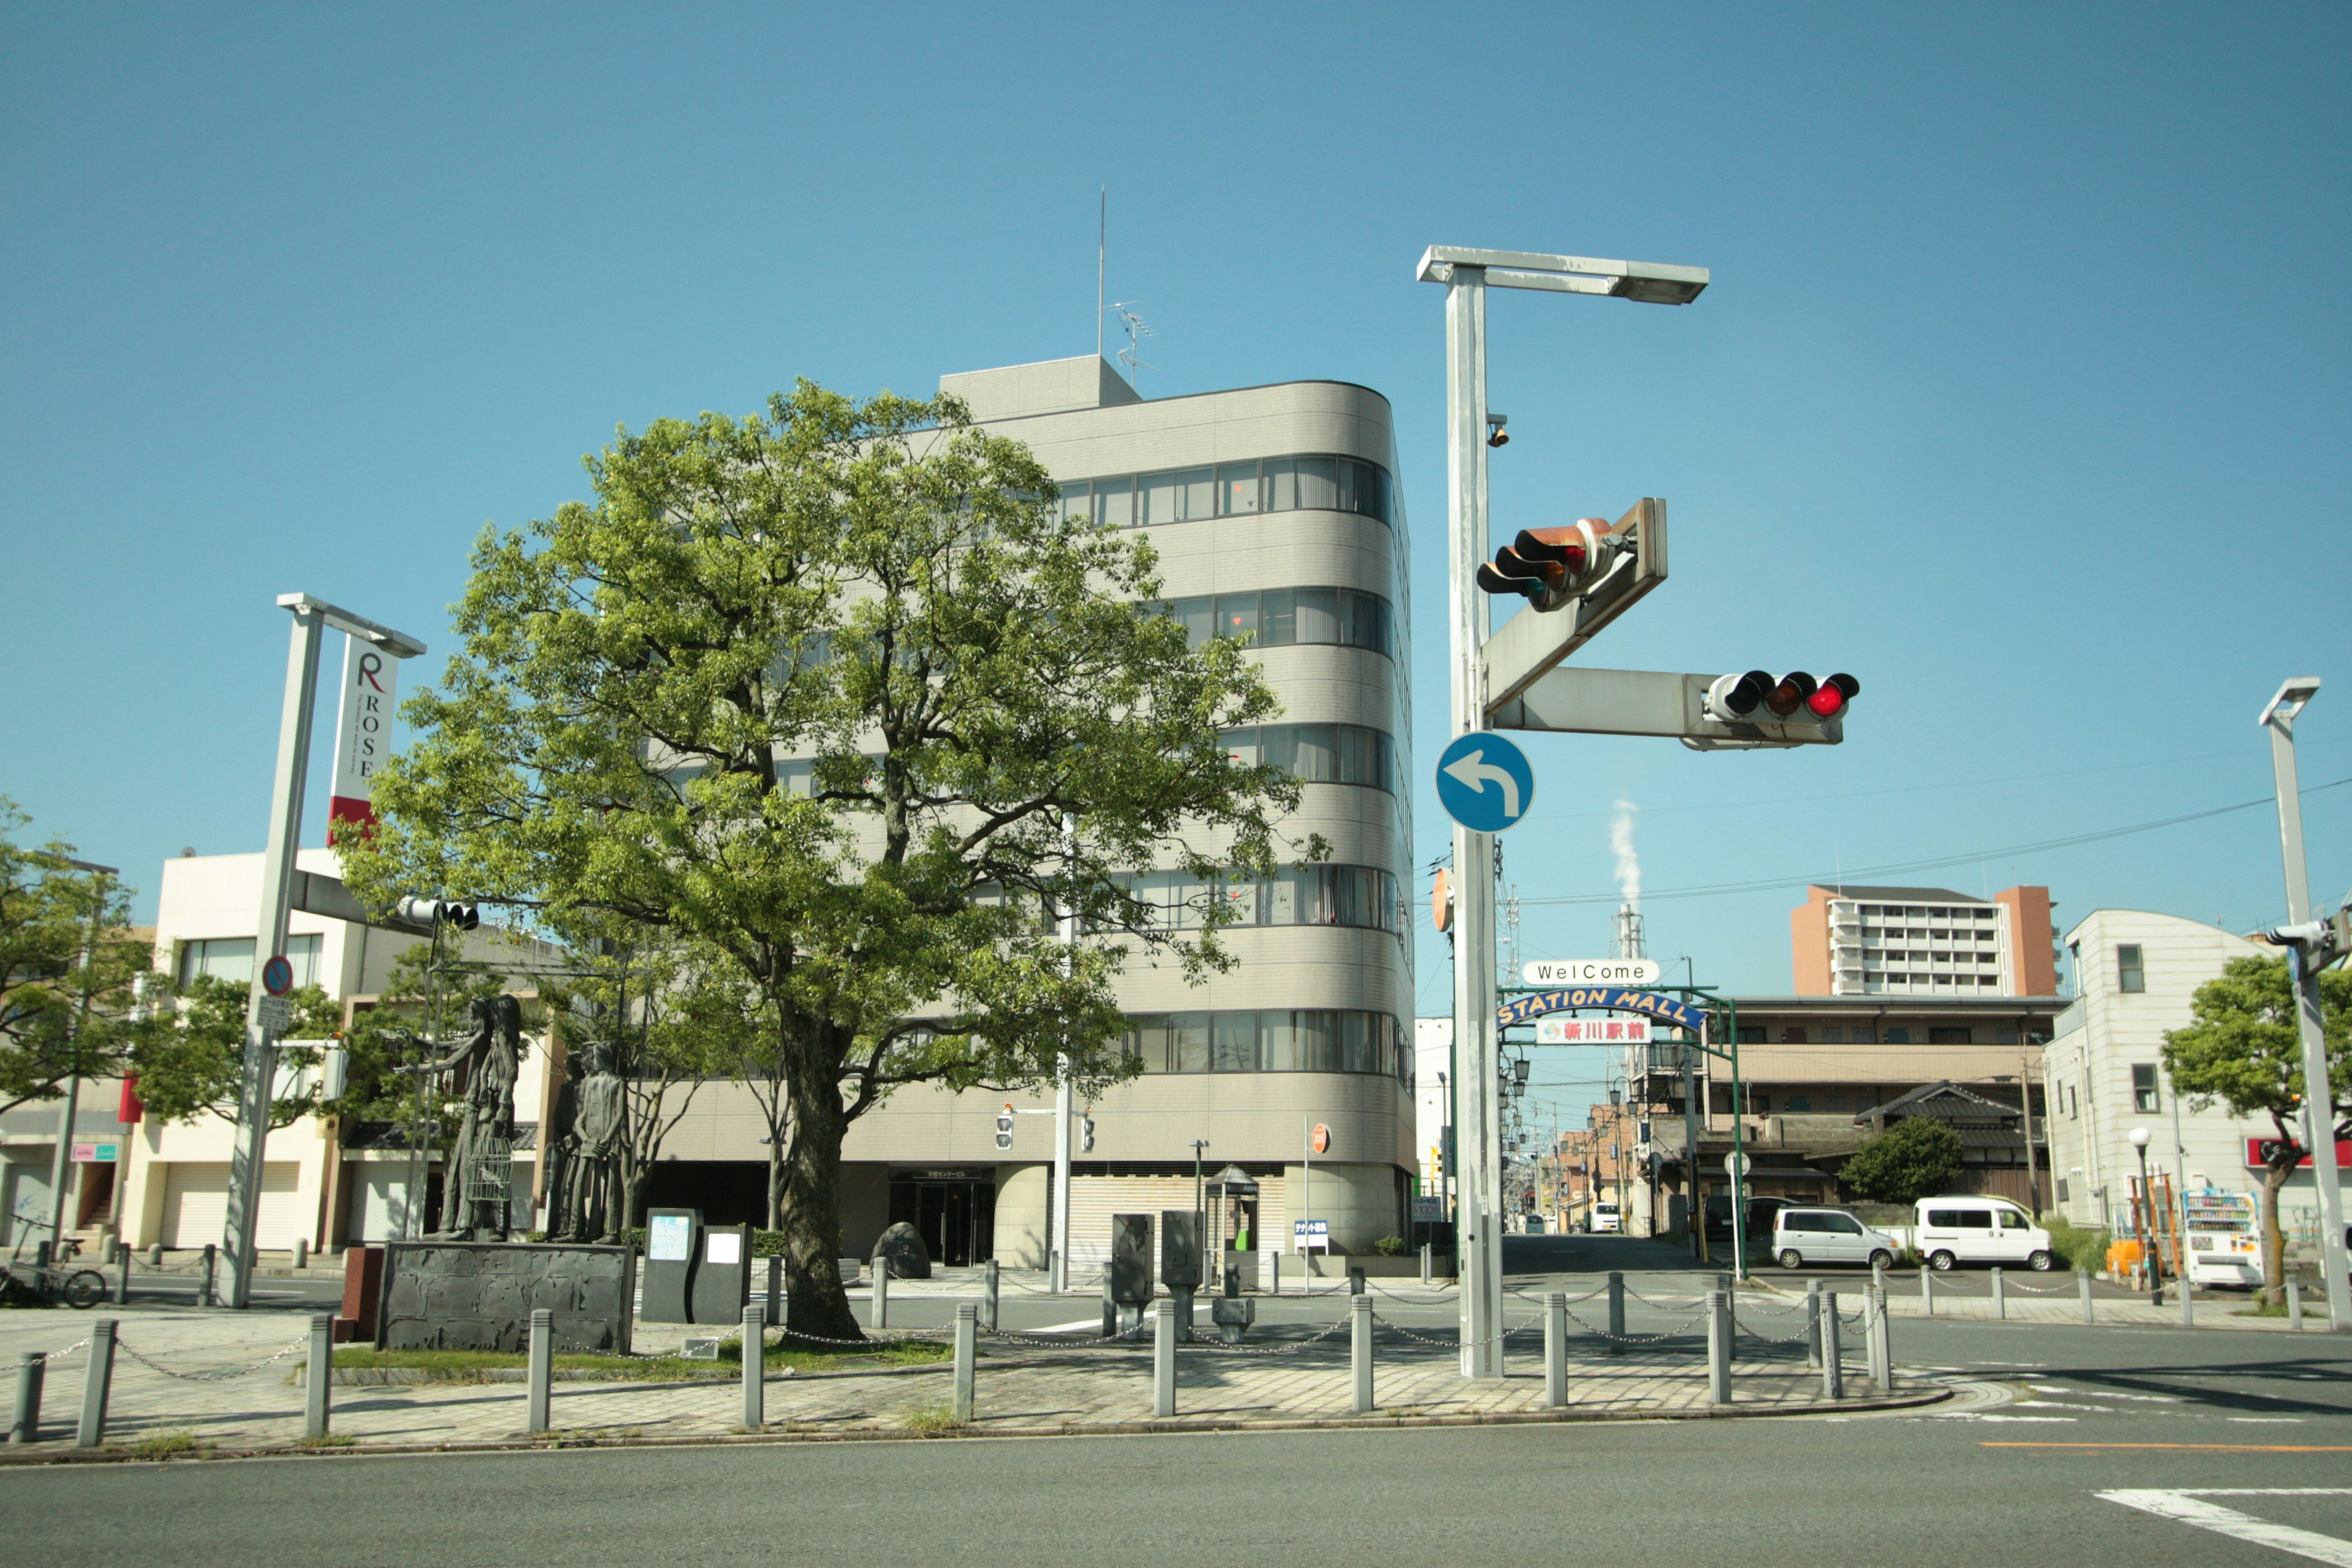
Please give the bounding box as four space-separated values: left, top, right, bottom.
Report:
0 1301 1936 1455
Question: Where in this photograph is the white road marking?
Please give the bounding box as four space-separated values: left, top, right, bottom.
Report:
2231 1418 2309 1424
2099 1490 2352 1566
2016 1400 2111 1410
2031 1384 2076 1393
2077 1392 2182 1403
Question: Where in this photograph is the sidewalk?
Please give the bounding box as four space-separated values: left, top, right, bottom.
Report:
0 1303 1945 1460
1751 1277 2323 1331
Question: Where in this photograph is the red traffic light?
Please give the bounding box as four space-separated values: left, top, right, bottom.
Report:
1807 673 1860 718
1475 520 1610 609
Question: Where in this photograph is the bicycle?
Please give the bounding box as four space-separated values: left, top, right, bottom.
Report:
5 1211 108 1308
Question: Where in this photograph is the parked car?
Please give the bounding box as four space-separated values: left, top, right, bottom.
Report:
1913 1196 2054 1271
1771 1207 1902 1270
1588 1202 1621 1234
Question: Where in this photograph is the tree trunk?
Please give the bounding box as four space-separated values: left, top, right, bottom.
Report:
778 1059 861 1342
766 1141 786 1232
2259 1154 2294 1307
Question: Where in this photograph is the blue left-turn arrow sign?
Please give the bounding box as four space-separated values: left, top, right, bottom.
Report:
1435 730 1536 833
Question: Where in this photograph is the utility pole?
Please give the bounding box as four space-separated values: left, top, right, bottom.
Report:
1052 817 1076 1294
42 858 116 1264
2260 678 2351 1332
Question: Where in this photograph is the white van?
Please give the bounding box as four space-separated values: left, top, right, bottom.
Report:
1589 1202 1621 1234
1771 1207 1903 1270
1913 1196 2054 1271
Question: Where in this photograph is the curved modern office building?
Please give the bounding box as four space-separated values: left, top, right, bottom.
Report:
651 356 1418 1267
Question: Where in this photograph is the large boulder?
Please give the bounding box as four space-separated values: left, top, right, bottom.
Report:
873 1221 932 1280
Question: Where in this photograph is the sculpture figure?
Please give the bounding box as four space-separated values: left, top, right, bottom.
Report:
398 993 523 1241
540 1047 582 1240
561 1039 627 1244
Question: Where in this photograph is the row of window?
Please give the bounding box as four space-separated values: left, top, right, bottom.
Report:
1159 587 1393 660
1056 454 1395 530
2052 1066 2164 1119
1120 1008 1410 1084
1221 723 1396 795
1735 1023 2027 1045
1112 864 1400 934
1849 903 1998 921
177 934 323 989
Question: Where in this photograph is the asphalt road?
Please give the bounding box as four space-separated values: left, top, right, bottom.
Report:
8 1235 2348 1567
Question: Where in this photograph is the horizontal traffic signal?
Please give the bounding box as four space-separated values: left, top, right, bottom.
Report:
1703 670 1860 727
1476 520 1617 611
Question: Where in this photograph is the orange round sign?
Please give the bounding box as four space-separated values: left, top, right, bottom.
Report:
1431 869 1452 933
1311 1123 1331 1155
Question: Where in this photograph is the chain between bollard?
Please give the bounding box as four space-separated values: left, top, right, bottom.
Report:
1732 1316 1817 1345
1561 1305 1709 1344
113 1336 307 1381
1180 1316 1355 1356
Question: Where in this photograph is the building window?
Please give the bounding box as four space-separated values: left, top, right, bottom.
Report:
1929 1026 1971 1044
1114 863 1400 934
1821 1027 1844 1044
1883 1026 1910 1044
1220 723 1397 794
1060 453 1395 531
2117 944 2145 993
2132 1062 2160 1112
1736 1025 1765 1045
1163 587 1395 660
1786 1095 1812 1113
176 933 322 989
1782 1027 1807 1044
1121 1009 1409 1084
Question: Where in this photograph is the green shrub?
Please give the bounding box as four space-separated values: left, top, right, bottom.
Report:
1373 1235 1406 1256
1839 1118 1964 1204
2040 1213 2109 1273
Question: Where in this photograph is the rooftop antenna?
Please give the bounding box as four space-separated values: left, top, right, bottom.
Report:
1110 300 1155 383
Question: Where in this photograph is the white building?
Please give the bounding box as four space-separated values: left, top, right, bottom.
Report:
2044 908 2331 1253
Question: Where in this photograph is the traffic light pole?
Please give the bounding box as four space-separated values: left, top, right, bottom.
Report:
2261 680 2350 1333
1444 262 1505 1378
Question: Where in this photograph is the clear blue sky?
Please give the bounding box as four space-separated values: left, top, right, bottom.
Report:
6 4 2346 1041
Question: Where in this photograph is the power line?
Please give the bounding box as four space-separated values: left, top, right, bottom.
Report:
1512 775 2352 910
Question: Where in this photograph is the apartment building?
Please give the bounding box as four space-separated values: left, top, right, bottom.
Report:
1790 883 2059 997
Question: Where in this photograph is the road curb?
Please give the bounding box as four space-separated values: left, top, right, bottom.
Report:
0 1384 1955 1466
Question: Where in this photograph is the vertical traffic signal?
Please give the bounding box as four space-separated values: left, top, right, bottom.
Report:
1080 1111 1097 1153
995 1104 1014 1151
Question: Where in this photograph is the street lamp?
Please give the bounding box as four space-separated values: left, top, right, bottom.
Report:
2260 677 2352 1332
1420 242 1708 1380
2128 1126 2163 1305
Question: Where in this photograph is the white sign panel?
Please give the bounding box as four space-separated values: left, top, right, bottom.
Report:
328 636 400 843
1522 959 1661 986
1536 1016 1653 1046
1292 1218 1330 1252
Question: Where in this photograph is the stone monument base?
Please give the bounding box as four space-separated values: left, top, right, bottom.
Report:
377 1240 636 1355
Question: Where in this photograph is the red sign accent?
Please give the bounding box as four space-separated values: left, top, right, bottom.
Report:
327 794 378 846
1311 1123 1331 1156
119 1074 143 1125
2245 1137 2352 1170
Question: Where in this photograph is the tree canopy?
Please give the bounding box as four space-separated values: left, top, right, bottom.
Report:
341 383 1307 1336
0 799 158 1117
129 973 341 1129
1839 1116 1965 1205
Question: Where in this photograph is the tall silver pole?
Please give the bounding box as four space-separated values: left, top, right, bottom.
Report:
224 603 325 1308
1051 817 1074 1293
1445 264 1502 1378
2263 680 2350 1333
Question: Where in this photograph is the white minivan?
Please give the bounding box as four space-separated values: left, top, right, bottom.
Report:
1771 1207 1902 1270
1913 1196 2055 1271
1588 1202 1621 1234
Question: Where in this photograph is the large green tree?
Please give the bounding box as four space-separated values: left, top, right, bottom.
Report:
0 799 159 1117
342 385 1303 1337
2163 953 2350 1304
129 974 342 1128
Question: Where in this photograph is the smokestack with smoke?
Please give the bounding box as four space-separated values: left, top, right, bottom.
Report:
1609 798 1641 911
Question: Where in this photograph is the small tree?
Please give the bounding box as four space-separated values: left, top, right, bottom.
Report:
0 800 159 1117
2163 954 2350 1305
1839 1117 1965 1205
130 974 342 1128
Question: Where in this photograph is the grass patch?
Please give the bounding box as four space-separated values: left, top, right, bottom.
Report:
123 1430 210 1461
2040 1215 2111 1274
333 1336 949 1382
296 1431 357 1449
900 1404 964 1435
2234 1297 2331 1320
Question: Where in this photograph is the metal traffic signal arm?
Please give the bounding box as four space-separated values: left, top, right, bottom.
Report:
1488 663 1858 750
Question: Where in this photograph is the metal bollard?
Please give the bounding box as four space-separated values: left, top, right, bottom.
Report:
1351 1294 1374 1414
953 1302 977 1424
115 1243 131 1306
741 1303 765 1430
200 1244 217 1308
766 1254 784 1330
77 1319 116 1448
1921 1264 1934 1316
11 1352 43 1445
1872 1259 1885 1296
292 1237 308 1270
982 1258 1000 1332
1421 1242 1432 1286
1545 1292 1567 1408
1820 1293 1843 1401
1153 1300 1175 1418
1706 1289 1732 1406
143 1243 162 1268
1992 1266 2005 1320
1804 1279 1823 1369
100 1234 117 1267
1270 1253 1281 1296
1606 1271 1626 1355
305 1313 333 1439
872 1254 889 1329
2288 1280 2305 1330
526 1308 552 1434
2079 1268 2095 1323
1865 1286 1890 1390
2180 1277 2196 1329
